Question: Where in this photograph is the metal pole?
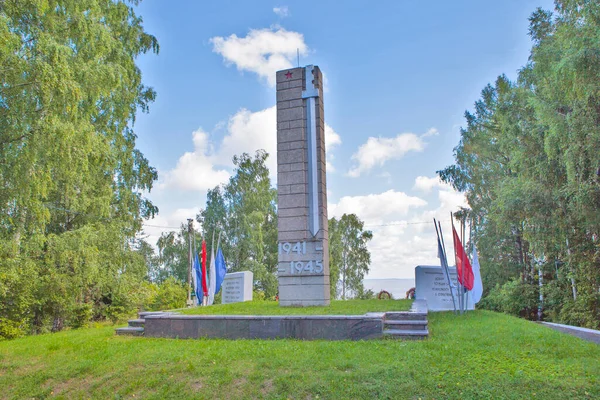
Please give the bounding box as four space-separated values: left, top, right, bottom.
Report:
435 219 457 313
187 218 193 307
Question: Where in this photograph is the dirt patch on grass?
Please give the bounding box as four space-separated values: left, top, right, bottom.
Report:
261 378 274 396
44 376 101 397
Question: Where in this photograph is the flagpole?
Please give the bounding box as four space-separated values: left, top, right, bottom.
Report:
435 219 457 313
438 220 459 313
461 216 467 314
451 212 464 315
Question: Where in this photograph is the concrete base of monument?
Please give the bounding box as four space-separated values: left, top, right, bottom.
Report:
116 301 429 340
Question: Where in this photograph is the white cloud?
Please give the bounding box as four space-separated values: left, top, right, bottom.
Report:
219 106 278 173
328 186 468 279
422 127 439 137
273 6 290 17
142 207 201 248
160 129 230 191
413 175 452 193
329 190 427 224
325 124 341 172
348 132 426 177
210 27 308 86
162 107 342 191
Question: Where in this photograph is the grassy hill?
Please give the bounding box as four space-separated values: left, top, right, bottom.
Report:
0 305 598 399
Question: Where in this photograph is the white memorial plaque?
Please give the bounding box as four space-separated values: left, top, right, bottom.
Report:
221 271 253 304
415 265 474 311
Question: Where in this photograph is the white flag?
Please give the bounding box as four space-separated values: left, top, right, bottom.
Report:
208 233 217 305
471 244 484 303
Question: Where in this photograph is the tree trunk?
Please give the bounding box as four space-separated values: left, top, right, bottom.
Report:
565 236 577 301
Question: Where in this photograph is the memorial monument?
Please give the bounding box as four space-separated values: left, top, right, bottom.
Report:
414 265 474 311
276 65 330 306
221 271 253 304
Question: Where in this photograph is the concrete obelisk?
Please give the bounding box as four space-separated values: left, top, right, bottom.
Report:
276 65 330 306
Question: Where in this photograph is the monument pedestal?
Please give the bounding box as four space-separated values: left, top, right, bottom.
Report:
276 66 330 306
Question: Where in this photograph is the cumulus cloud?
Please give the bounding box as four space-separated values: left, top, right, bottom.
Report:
413 175 452 193
348 132 426 177
142 207 201 248
210 27 308 86
160 129 230 191
219 106 278 173
329 190 427 224
325 124 342 172
273 6 290 17
328 186 468 279
162 107 342 191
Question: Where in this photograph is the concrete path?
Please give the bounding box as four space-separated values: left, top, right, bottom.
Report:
540 322 600 345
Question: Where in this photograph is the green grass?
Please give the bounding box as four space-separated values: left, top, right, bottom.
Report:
1 310 599 399
178 299 412 315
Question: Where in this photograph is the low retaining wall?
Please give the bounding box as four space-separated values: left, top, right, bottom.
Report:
144 314 383 341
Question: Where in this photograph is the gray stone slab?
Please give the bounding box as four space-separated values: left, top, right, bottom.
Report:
541 322 600 345
415 265 474 311
197 319 226 338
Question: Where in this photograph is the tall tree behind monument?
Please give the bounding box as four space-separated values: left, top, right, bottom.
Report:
329 214 373 300
198 151 278 297
276 66 330 306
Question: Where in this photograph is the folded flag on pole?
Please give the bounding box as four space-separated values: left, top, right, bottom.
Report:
215 247 227 295
471 244 483 303
193 251 203 306
452 224 474 290
201 240 208 297
208 232 216 305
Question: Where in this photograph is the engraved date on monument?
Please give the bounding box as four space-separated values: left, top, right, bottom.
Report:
289 260 323 274
279 241 306 255
279 241 323 275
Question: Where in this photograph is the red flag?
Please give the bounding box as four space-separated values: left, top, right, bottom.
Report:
452 225 474 290
201 240 208 296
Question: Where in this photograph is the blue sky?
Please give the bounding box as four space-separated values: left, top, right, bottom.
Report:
134 0 554 279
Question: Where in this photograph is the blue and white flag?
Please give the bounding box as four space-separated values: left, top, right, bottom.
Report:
215 247 227 295
193 251 203 306
471 244 483 304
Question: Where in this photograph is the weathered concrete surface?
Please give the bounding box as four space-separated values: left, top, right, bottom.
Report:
540 322 600 345
144 314 383 340
276 66 330 306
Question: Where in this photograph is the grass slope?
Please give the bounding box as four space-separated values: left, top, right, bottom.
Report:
178 299 412 315
0 310 598 399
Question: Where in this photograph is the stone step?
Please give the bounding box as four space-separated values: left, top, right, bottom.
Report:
138 311 167 319
384 311 427 321
383 329 428 339
115 327 144 336
383 320 428 330
128 319 145 328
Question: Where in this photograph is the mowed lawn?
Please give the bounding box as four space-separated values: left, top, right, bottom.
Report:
178 299 412 315
0 310 598 399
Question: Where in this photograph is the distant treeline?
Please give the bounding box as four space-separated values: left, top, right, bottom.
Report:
439 1 600 328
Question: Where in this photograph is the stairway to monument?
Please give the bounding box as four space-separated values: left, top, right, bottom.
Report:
115 311 168 336
382 300 429 339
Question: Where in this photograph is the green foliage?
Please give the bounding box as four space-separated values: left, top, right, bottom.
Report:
329 214 373 299
198 151 278 297
0 0 159 338
480 279 539 319
439 0 600 328
149 277 187 311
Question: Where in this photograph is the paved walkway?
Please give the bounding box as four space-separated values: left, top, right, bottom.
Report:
540 322 600 344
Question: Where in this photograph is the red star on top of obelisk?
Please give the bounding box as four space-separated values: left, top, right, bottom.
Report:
285 71 293 79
